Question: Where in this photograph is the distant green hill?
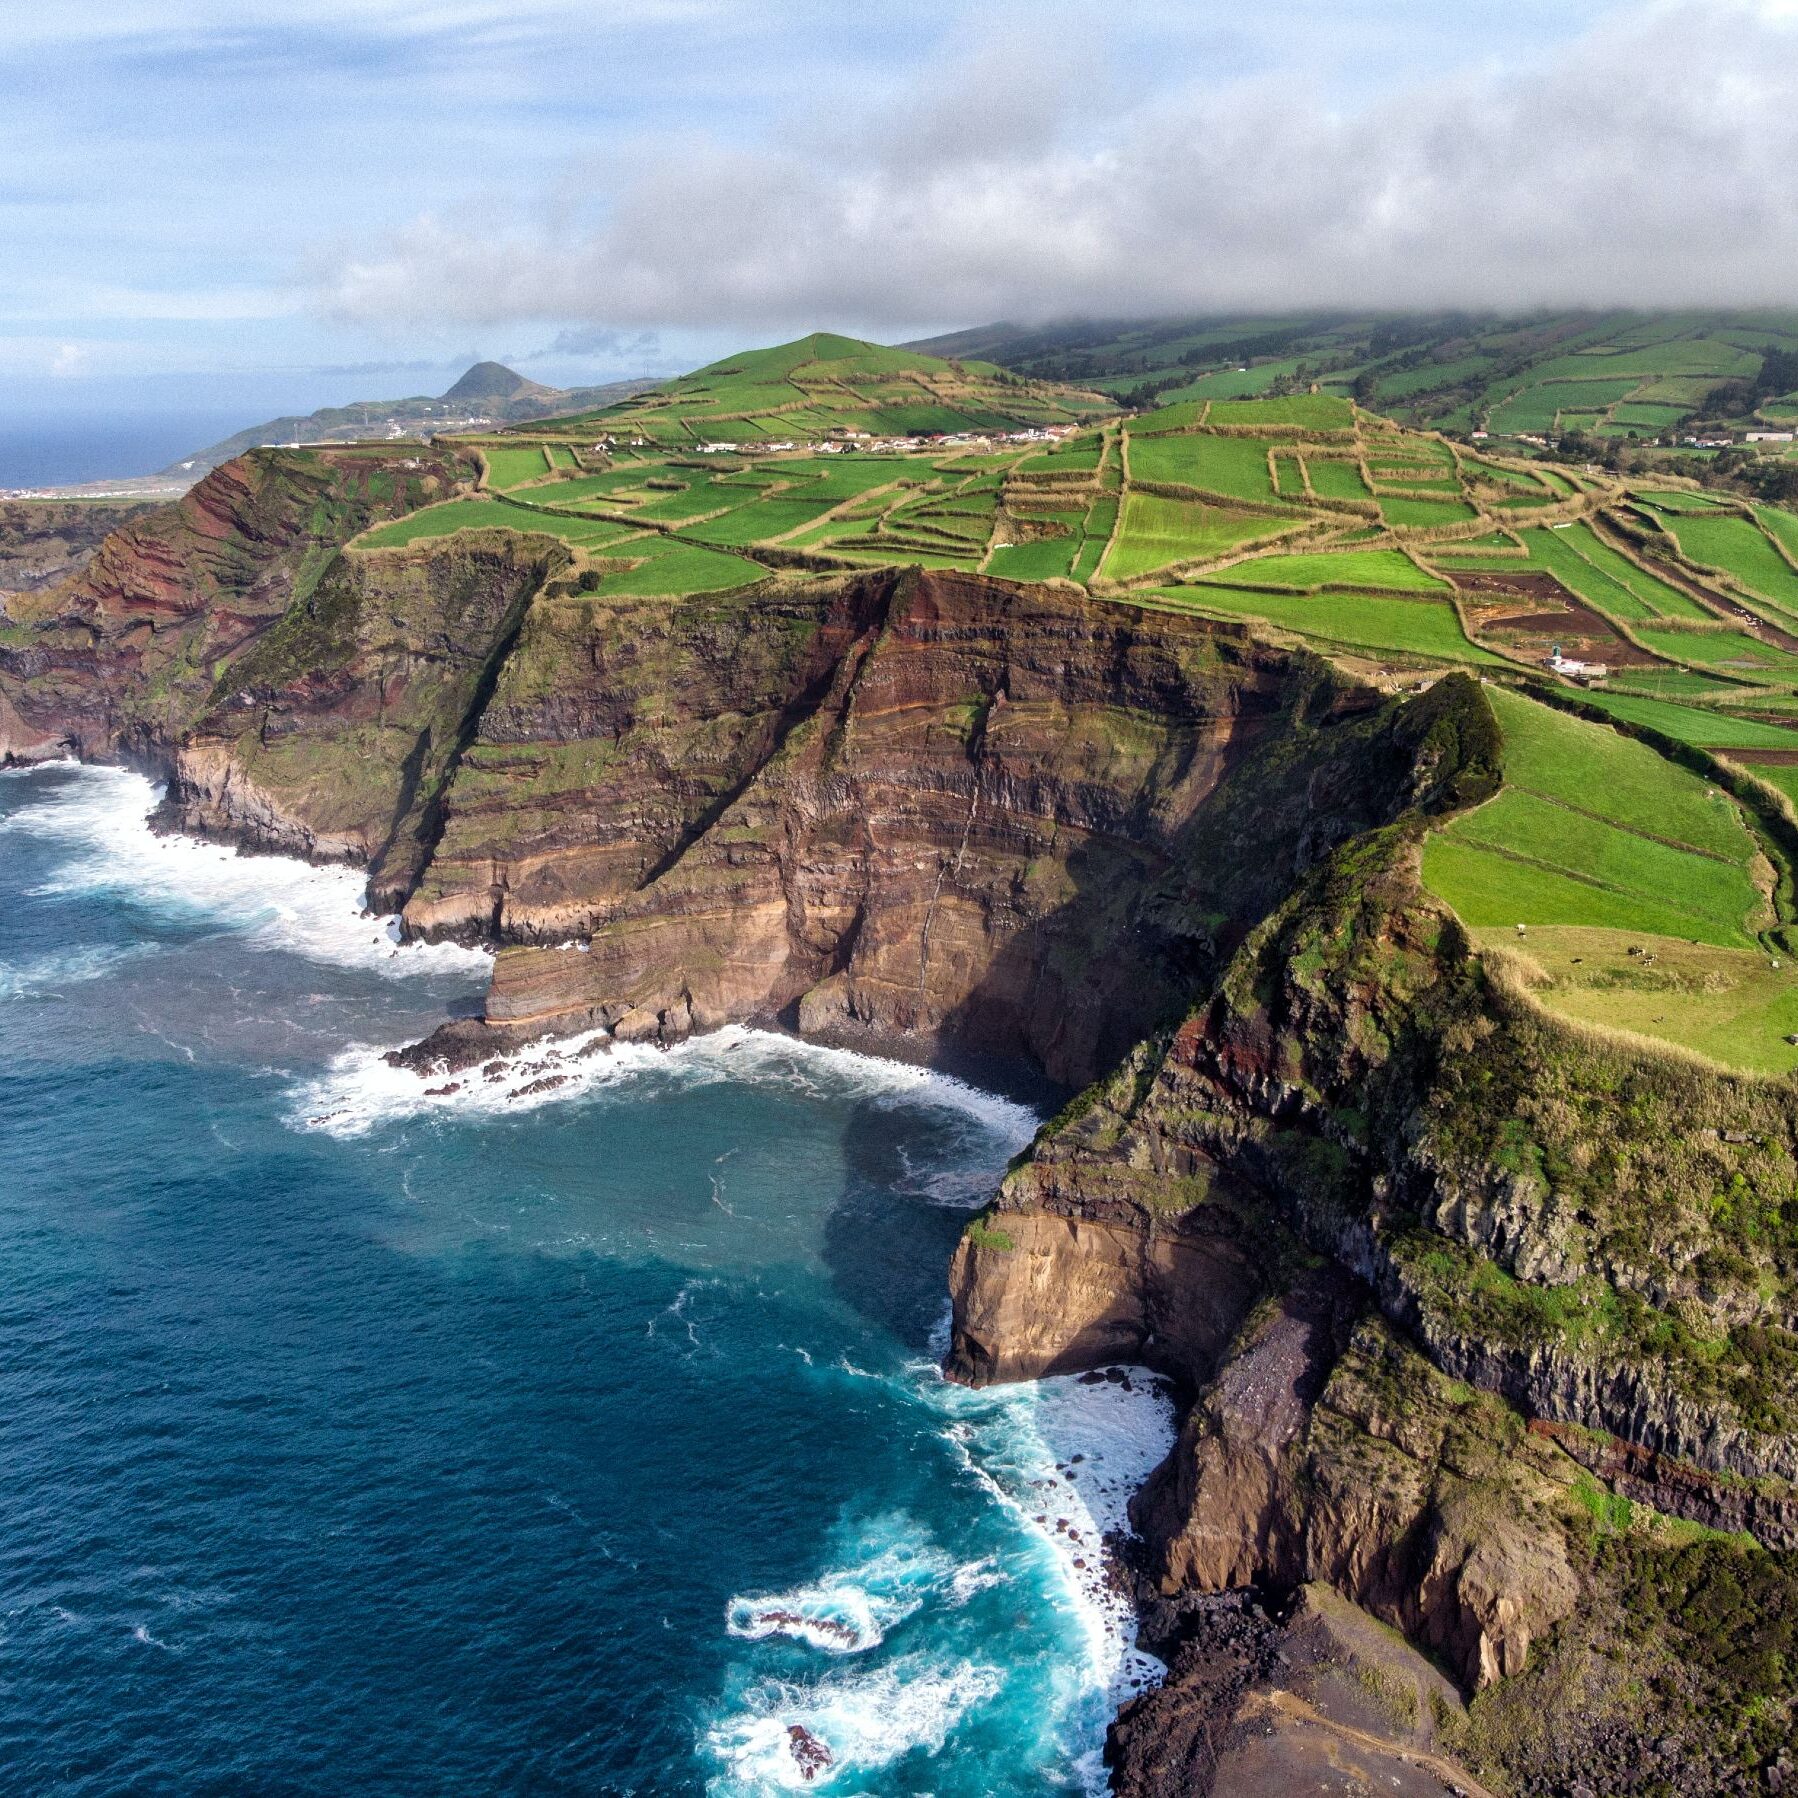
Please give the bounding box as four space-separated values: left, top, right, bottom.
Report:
911 311 1798 448
538 331 1110 445
166 362 656 475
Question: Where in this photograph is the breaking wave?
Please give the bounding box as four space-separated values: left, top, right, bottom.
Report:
287 1021 1041 1154
1 764 488 979
726 1526 966 1655
704 1654 1005 1794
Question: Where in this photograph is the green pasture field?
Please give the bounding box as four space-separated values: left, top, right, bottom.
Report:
1206 395 1355 432
591 541 765 596
894 505 992 546
1372 475 1462 494
1427 834 1755 944
1738 760 1798 809
1071 496 1118 583
1129 400 1210 434
1554 523 1713 619
1168 587 1497 663
1571 688 1798 750
682 496 847 546
1469 926 1798 1075
629 481 753 523
1669 513 1798 618
1366 355 1496 400
536 469 662 505
1609 404 1690 429
1605 667 1755 700
1483 687 1750 856
1368 435 1456 460
1018 440 1102 475
355 498 640 553
1194 548 1448 594
1127 432 1277 502
1100 494 1284 580
1756 505 1798 561
1273 454 1306 499
1379 496 1478 528
1422 686 1765 950
1532 341 1758 379
1520 523 1706 623
987 536 1078 581
1151 362 1295 403
1486 390 1592 435
1630 378 1722 406
1465 460 1546 490
357 498 517 548
1307 459 1372 501
484 445 552 490
1635 625 1798 678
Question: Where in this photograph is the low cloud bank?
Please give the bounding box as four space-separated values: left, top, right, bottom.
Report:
316 1 1798 334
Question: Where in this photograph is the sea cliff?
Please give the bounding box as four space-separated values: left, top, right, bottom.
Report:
3 448 1794 1794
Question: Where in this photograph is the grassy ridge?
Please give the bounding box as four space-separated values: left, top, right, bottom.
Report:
1424 689 1768 969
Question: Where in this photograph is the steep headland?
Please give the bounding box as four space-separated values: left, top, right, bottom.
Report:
4 362 1797 1795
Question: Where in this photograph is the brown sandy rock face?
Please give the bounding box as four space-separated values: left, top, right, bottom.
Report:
406 566 1427 1087
946 1207 1259 1386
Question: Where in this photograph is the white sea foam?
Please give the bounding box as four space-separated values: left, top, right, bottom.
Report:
0 940 157 1001
0 764 488 980
287 1021 1042 1150
704 1653 1003 1794
924 1363 1178 1789
726 1529 963 1656
712 1354 1176 1794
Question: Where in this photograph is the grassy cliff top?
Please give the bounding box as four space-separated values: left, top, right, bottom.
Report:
535 331 1108 444
342 334 1798 1069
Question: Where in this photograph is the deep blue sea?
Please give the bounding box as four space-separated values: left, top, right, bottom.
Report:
0 416 251 490
0 763 1172 1796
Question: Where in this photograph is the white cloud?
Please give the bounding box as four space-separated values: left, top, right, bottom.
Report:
313 0 1798 334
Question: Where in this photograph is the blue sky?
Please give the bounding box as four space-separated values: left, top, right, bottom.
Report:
3 0 1796 423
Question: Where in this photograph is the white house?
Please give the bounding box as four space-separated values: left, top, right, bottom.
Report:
1548 644 1608 683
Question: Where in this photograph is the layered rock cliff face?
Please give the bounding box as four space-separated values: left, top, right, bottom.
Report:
403 567 1475 1087
0 500 156 597
5 448 1795 1793
0 447 468 766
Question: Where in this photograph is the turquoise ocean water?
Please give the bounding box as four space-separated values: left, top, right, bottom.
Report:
0 763 1171 1795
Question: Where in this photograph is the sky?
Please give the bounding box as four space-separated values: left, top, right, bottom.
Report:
4 0 1798 427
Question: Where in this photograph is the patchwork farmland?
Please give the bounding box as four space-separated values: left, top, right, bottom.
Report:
347 330 1798 1071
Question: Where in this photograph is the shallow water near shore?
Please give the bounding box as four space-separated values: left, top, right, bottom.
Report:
0 763 1172 1796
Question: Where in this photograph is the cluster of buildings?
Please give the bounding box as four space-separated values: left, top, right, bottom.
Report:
691 424 1075 458
1675 429 1792 448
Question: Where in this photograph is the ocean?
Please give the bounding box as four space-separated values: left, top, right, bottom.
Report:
0 415 251 491
0 762 1173 1796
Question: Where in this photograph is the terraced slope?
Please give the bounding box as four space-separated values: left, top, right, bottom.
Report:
527 331 1109 445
